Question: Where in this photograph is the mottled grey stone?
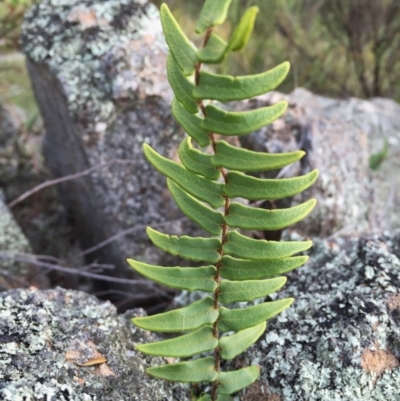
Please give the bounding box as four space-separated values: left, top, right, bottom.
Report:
0 190 44 291
289 88 400 235
233 231 400 401
233 90 372 238
0 104 21 184
172 232 400 400
21 0 188 292
0 287 189 401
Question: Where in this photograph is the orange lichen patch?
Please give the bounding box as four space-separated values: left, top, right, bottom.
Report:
243 380 282 401
67 8 108 29
372 321 380 332
361 346 399 377
73 376 85 385
65 350 81 362
65 340 107 366
75 356 107 367
94 363 116 377
386 294 400 311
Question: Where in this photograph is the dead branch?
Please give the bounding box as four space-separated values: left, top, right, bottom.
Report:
78 217 187 256
0 251 165 292
4 159 135 212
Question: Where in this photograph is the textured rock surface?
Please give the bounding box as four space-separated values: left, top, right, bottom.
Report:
0 287 189 401
21 0 400 280
173 231 400 400
233 230 400 401
0 189 44 291
21 0 187 290
290 88 400 235
0 104 24 185
2 233 400 400
234 89 374 238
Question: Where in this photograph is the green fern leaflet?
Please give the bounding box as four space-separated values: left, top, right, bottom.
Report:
128 1 318 400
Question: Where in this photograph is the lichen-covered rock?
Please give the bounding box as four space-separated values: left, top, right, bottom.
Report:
0 287 189 401
289 88 400 235
0 104 24 184
0 190 47 290
231 89 400 238
21 0 187 291
233 230 400 401
169 231 400 400
233 89 372 238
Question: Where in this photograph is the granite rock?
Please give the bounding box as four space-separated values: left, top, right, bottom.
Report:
233 89 373 238
290 88 400 235
21 0 400 293
2 232 400 400
21 0 187 293
0 189 46 291
167 230 400 400
0 287 189 401
234 230 400 401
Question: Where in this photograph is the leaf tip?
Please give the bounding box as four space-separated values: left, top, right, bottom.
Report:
126 258 135 268
282 60 291 73
132 316 145 328
146 226 157 238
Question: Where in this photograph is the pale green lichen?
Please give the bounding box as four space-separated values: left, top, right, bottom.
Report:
175 232 400 400
235 231 400 401
0 191 31 279
0 287 189 400
21 0 164 129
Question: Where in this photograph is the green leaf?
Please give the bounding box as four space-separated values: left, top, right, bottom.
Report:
211 140 304 172
201 102 287 136
143 144 224 208
198 396 212 401
196 0 233 33
127 259 217 293
219 277 286 304
199 396 231 401
216 395 234 401
136 326 217 357
168 179 224 236
219 298 293 332
147 356 217 383
133 296 218 333
178 137 220 180
220 255 309 280
220 322 266 360
171 98 211 148
193 62 290 102
225 199 317 231
167 55 198 114
197 33 228 64
224 169 319 200
147 227 221 263
218 366 260 394
369 137 389 171
223 231 312 260
171 98 210 147
227 6 259 52
160 4 197 75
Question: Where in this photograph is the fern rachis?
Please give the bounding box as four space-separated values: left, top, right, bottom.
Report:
127 1 318 400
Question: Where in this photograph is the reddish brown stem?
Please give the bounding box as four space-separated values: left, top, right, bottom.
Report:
194 28 229 401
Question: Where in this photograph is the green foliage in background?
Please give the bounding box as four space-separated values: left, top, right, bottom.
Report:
0 0 38 51
369 138 389 171
128 1 318 400
153 0 400 102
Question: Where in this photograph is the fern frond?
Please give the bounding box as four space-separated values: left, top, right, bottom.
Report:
129 2 318 399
